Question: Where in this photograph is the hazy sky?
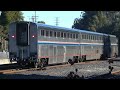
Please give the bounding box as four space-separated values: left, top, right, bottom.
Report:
22 11 83 28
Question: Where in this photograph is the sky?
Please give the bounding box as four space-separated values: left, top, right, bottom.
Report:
22 11 83 28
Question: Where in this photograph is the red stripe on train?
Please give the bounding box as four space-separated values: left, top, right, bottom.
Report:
39 53 99 58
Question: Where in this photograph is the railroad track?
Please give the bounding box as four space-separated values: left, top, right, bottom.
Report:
0 61 120 79
0 60 101 74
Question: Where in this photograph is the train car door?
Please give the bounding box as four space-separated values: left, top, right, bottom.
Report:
53 46 57 63
63 46 66 62
16 22 30 59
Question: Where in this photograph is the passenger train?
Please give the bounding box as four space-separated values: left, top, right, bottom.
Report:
8 21 118 68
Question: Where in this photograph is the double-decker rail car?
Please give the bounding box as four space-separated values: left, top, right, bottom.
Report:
8 21 118 68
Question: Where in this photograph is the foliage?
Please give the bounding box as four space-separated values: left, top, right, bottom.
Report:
72 11 120 35
72 11 120 55
0 11 24 50
0 11 24 40
37 21 45 24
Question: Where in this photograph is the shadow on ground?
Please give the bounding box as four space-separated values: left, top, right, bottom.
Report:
87 73 120 79
0 73 120 79
0 73 66 79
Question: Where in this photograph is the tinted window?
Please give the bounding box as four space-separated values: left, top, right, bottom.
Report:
50 31 53 37
16 23 29 46
41 30 45 36
46 30 49 36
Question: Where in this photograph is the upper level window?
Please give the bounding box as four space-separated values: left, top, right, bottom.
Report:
50 31 53 37
54 31 57 37
57 32 60 37
64 33 66 38
41 30 45 36
76 34 78 39
67 33 69 38
61 32 64 37
70 33 72 38
46 30 49 36
73 34 75 39
82 34 84 39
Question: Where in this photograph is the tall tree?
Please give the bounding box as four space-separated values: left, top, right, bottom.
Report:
38 21 45 24
0 11 24 40
72 11 108 32
72 11 120 55
72 11 120 34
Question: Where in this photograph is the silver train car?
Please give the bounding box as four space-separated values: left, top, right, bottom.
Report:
8 21 118 67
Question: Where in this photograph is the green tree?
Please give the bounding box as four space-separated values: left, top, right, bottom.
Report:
0 11 24 40
37 21 45 24
72 11 120 55
72 11 108 32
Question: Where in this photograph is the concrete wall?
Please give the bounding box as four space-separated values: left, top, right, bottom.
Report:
0 59 11 65
0 52 16 65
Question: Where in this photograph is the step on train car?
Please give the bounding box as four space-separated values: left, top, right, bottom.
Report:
8 21 118 68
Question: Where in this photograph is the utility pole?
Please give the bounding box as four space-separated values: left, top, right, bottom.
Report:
35 11 36 22
27 16 31 22
31 11 39 23
55 17 59 26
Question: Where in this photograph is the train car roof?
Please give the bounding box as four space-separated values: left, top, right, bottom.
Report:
36 23 109 36
11 21 116 37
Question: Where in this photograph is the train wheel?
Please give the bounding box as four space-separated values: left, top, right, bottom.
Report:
19 62 26 69
81 58 84 62
39 59 45 68
79 58 83 62
68 59 74 65
34 62 38 68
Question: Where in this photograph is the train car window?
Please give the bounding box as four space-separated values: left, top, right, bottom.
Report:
70 33 72 38
99 36 101 40
96 36 97 40
100 36 101 41
90 35 91 40
85 34 87 39
84 34 86 39
97 36 99 40
88 34 89 40
95 36 97 40
73 34 75 39
100 37 102 40
96 36 98 40
76 34 78 39
67 33 69 38
61 32 64 38
50 31 53 37
86 34 88 40
93 35 95 40
54 31 57 37
64 32 66 38
41 30 44 36
99 36 100 40
92 35 94 40
111 37 114 43
46 30 49 36
91 35 93 40
89 35 91 40
69 33 71 38
82 34 84 39
16 23 29 46
90 35 92 40
86 34 88 39
57 32 60 37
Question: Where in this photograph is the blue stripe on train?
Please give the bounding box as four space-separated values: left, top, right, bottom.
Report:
37 42 103 46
